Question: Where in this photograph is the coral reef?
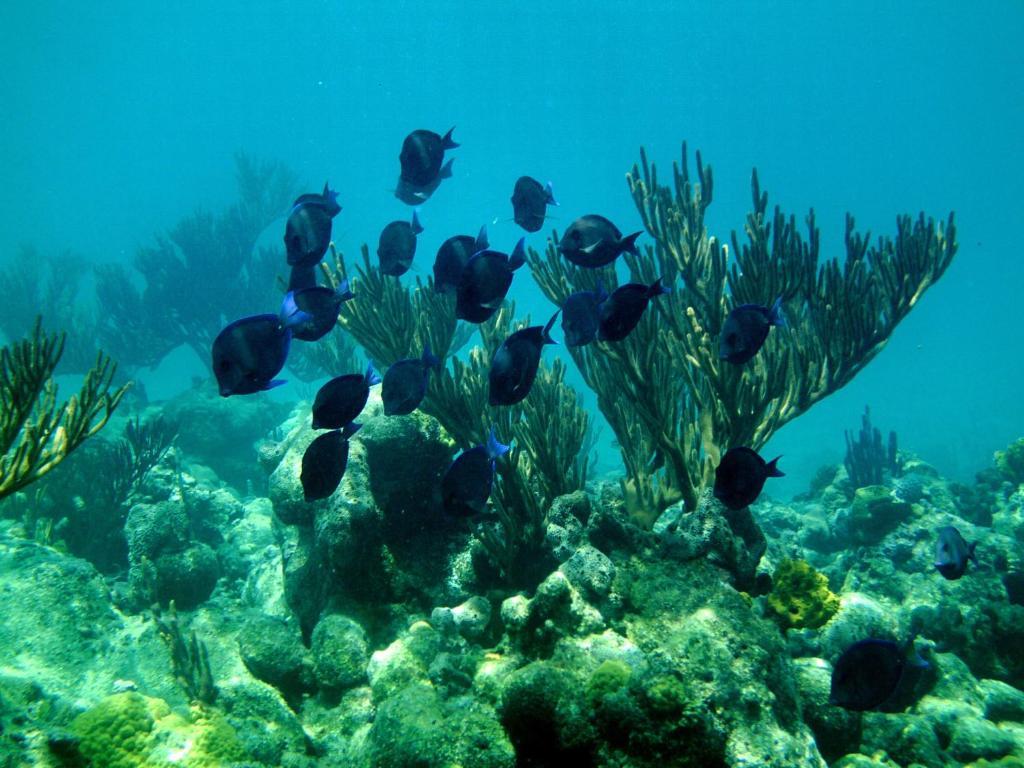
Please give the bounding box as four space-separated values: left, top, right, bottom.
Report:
528 144 956 523
845 406 902 490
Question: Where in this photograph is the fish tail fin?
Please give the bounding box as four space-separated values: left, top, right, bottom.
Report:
422 344 441 370
439 158 455 179
647 277 670 298
486 427 511 460
969 541 979 565
595 281 609 301
365 363 382 387
340 421 362 440
475 225 489 250
620 230 642 255
263 379 287 391
336 279 355 302
769 296 787 328
509 237 527 270
442 127 459 149
766 455 785 477
279 291 311 329
545 181 558 206
543 310 561 345
411 208 425 235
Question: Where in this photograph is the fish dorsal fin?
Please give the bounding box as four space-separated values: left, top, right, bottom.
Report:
365 363 382 387
475 225 489 250
441 127 459 150
543 310 560 344
486 427 510 460
508 237 526 270
545 181 558 206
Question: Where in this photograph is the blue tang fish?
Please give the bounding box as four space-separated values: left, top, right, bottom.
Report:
829 638 928 711
597 278 669 342
713 447 783 510
311 364 381 430
378 210 424 277
934 525 978 580
434 226 488 293
382 346 441 416
455 238 526 323
488 311 559 406
291 281 354 342
558 214 641 268
301 422 360 502
212 292 308 397
511 176 557 233
719 298 785 364
561 284 608 347
441 428 510 517
395 127 458 205
285 183 341 268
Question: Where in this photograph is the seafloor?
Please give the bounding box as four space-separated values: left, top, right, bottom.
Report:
1 385 1023 768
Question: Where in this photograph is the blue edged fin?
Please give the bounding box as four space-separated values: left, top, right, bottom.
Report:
411 209 424 235
335 279 355 302
263 379 287 391
509 237 527 270
341 421 362 440
620 231 642 255
422 344 441 370
280 291 311 329
545 181 558 206
647 277 670 298
365 363 382 387
475 225 489 250
486 427 510 460
769 297 787 328
543 310 560 345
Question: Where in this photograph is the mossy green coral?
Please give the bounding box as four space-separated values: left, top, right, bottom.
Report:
995 438 1024 485
70 693 246 767
766 559 840 630
587 660 632 702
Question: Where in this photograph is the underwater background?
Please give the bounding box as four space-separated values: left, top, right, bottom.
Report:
1 2 1023 767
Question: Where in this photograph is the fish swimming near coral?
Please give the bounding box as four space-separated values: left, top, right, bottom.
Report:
488 311 559 406
382 346 441 416
597 278 669 342
934 525 978 580
441 428 510 516
287 264 319 292
455 238 526 323
558 214 641 268
511 176 556 233
212 292 309 397
719 298 785 365
301 422 360 502
713 447 783 510
311 364 381 430
829 638 929 711
378 210 424 277
285 183 342 268
562 285 608 347
433 226 488 293
292 281 355 342
395 127 458 204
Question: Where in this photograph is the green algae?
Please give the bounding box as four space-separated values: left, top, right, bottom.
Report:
766 558 840 630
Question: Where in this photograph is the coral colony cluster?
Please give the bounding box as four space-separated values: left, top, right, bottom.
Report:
3 142 1021 767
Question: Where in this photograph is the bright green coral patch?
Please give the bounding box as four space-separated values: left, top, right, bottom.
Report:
766 559 840 630
70 693 246 768
995 438 1024 485
587 660 632 702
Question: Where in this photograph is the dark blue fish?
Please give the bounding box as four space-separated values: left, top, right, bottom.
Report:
382 346 441 416
292 281 355 342
488 312 559 406
395 127 458 204
829 638 928 711
558 214 641 268
301 422 360 502
441 428 510 517
311 364 381 430
934 526 978 580
455 238 526 323
713 447 783 510
378 210 424 277
511 176 557 233
284 184 342 268
212 292 309 397
293 182 342 218
288 264 319 292
433 226 488 293
719 298 785 365
597 278 669 342
561 285 608 347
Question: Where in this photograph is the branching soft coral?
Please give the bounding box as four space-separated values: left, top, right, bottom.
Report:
528 143 956 525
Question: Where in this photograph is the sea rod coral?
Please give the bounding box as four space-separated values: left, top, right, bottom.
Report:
528 143 956 524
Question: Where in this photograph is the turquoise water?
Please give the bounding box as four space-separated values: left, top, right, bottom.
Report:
3 2 1020 494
